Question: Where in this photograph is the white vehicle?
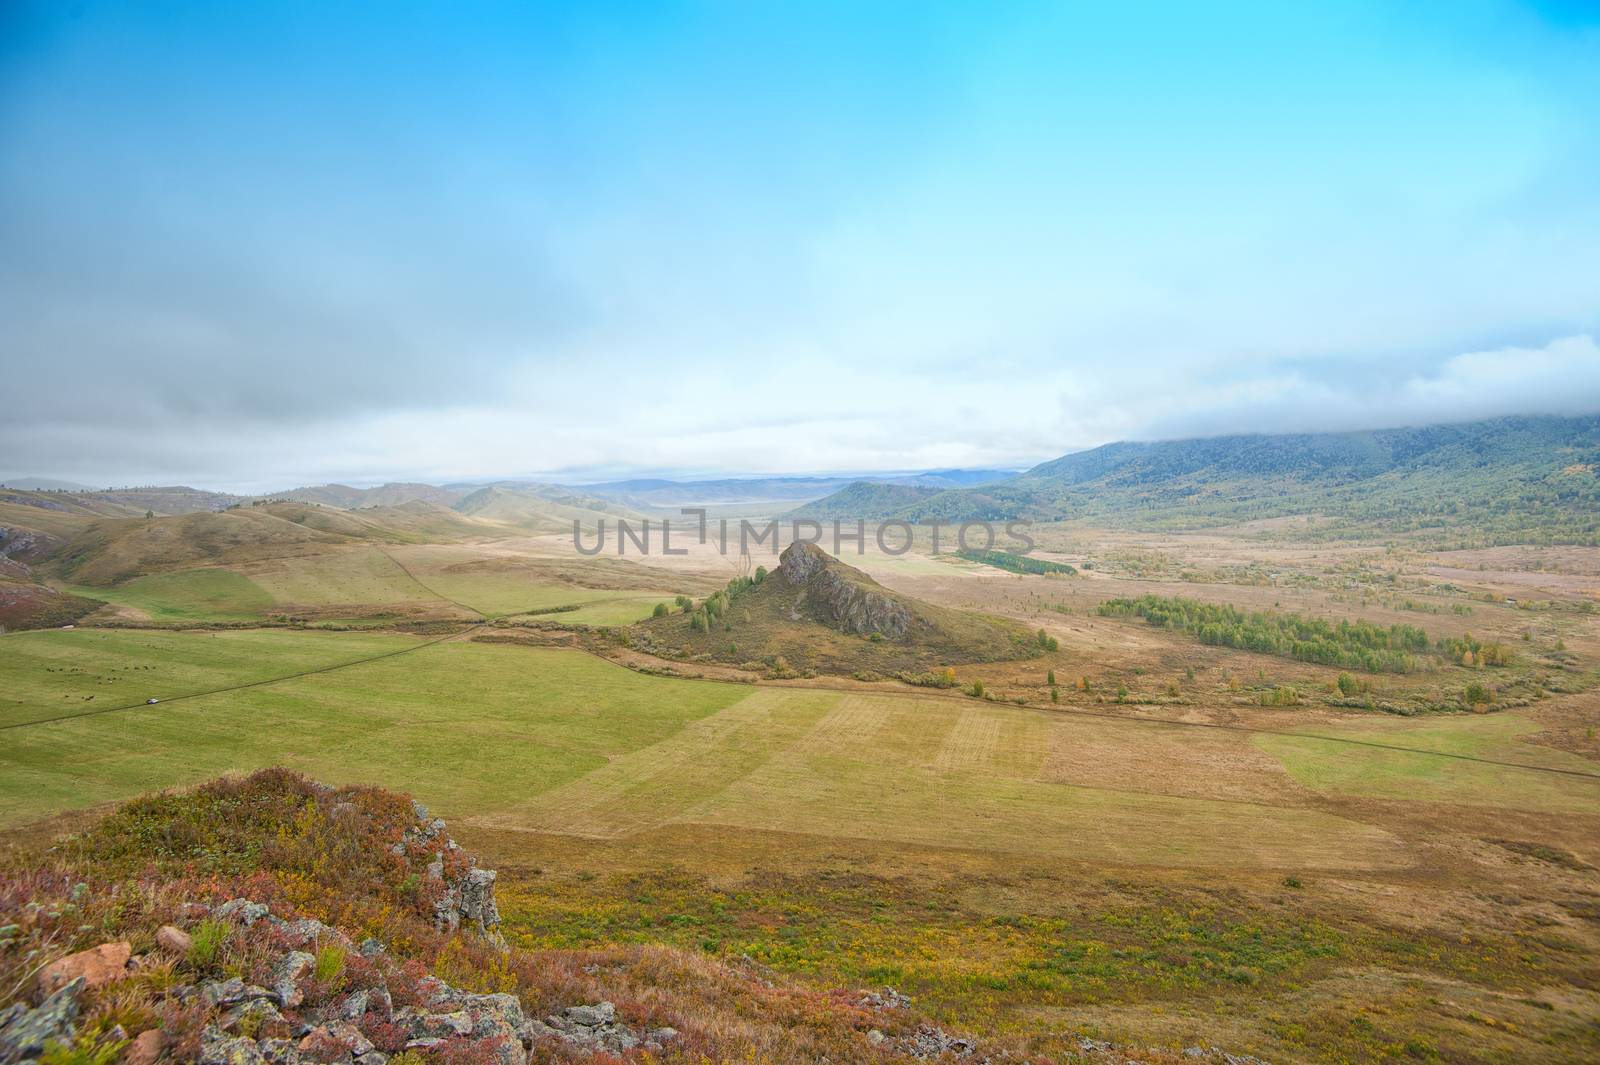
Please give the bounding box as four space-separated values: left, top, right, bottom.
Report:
146 698 159 705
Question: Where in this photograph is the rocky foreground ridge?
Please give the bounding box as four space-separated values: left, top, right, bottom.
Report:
0 770 1271 1065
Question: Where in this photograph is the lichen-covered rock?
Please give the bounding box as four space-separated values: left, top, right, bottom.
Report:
271 951 316 1010
200 1027 269 1065
220 999 291 1039
215 900 272 927
543 1001 648 1054
900 1023 977 1059
257 1038 300 1065
0 978 83 1063
201 979 279 1009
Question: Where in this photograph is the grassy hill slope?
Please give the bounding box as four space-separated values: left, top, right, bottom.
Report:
452 484 640 532
48 502 486 586
787 480 941 520
259 481 472 508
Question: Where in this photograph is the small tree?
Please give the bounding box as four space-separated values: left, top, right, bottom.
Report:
1046 669 1057 686
652 602 670 618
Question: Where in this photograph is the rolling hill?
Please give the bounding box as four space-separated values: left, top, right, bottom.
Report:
797 414 1600 543
786 481 942 520
46 501 487 586
258 481 472 508
451 484 640 532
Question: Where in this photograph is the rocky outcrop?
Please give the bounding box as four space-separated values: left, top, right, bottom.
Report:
779 542 913 639
392 801 501 936
527 1001 678 1055
178 899 676 1065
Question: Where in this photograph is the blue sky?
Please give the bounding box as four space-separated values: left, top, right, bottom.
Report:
2 0 1598 490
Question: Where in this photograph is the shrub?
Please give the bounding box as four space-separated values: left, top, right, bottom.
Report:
896 670 958 689
1259 686 1301 708
39 1033 127 1065
387 1053 429 1065
187 919 229 971
315 943 347 989
652 602 669 618
956 549 1076 576
968 680 985 698
361 1017 413 1053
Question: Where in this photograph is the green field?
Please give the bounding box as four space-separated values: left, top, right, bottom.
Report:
0 628 415 727
244 547 442 613
65 567 276 621
7 629 1571 872
1257 714 1600 812
52 544 684 625
0 633 749 827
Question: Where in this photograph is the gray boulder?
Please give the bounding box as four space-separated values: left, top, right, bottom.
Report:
0 978 83 1064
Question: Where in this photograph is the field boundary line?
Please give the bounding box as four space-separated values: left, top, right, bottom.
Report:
373 547 488 618
7 627 1597 781
552 646 1600 782
0 627 474 733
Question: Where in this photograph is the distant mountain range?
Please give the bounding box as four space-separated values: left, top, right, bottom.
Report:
572 469 1015 510
792 414 1600 545
0 469 1018 522
7 415 1598 549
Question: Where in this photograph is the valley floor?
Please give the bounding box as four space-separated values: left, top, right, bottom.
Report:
4 523 1599 1062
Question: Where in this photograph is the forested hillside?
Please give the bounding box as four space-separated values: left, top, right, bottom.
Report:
802 414 1600 544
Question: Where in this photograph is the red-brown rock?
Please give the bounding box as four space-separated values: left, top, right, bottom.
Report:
37 941 132 994
125 1029 165 1065
297 1026 352 1064
155 925 192 955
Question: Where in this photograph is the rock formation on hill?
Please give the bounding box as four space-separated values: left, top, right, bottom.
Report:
632 541 1035 675
778 541 912 638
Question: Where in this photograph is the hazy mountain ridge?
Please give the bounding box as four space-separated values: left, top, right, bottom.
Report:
577 469 1016 510
799 414 1600 543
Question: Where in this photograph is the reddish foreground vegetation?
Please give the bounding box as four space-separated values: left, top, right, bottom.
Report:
4 768 1201 1065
